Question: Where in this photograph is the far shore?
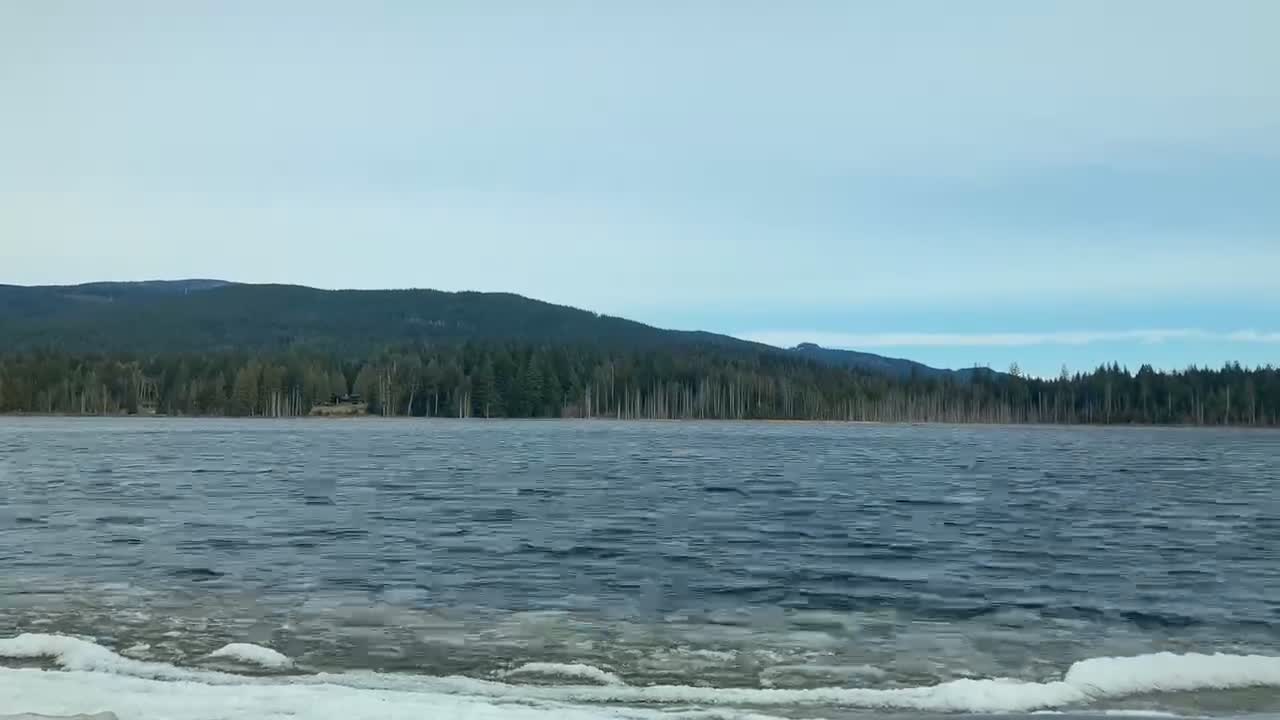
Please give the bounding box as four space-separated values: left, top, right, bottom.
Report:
1 413 1275 430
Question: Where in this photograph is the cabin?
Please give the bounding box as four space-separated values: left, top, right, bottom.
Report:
312 393 367 416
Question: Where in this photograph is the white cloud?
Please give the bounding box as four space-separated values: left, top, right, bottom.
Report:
741 329 1280 349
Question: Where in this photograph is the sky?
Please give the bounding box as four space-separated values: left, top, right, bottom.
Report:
2 1 1278 376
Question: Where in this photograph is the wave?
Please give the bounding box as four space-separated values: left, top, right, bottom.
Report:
0 667 684 720
3 633 1280 716
757 662 888 687
0 633 243 683
499 662 625 686
1101 711 1206 718
207 643 294 670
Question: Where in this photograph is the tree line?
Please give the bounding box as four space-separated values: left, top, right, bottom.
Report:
1 345 1278 426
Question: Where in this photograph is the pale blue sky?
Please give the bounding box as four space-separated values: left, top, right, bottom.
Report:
2 2 1278 375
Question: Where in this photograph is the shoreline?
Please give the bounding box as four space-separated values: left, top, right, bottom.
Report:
0 413 1275 430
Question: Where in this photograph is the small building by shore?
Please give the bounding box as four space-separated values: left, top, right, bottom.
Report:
310 394 367 416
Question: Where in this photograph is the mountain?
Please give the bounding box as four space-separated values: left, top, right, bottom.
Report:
0 279 231 319
1 281 1273 425
0 281 751 355
0 280 982 379
788 342 998 381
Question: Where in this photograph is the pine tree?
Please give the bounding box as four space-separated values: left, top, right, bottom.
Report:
522 356 545 416
471 362 496 418
232 364 259 416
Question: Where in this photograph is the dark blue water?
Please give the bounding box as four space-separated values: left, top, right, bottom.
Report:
2 418 1278 717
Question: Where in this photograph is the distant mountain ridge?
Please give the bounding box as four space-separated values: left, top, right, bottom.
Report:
0 279 233 318
788 342 998 381
0 280 981 379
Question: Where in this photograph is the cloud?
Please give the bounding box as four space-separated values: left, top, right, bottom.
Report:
741 329 1280 349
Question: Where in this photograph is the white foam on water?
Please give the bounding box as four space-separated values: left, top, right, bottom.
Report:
207 644 293 670
501 663 626 686
661 713 798 720
4 634 1280 716
119 645 149 660
0 634 240 684
0 669 689 720
647 648 740 664
0 707 119 712
758 663 888 688
341 672 1090 712
303 651 1280 713
1101 711 1204 718
1064 652 1280 697
1029 707 1198 712
685 650 739 662
759 663 887 679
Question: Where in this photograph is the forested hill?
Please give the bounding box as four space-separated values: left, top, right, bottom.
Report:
789 342 985 380
2 281 1277 425
0 281 745 355
0 282 981 379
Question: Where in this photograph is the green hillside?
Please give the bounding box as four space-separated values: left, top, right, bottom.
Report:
2 281 1275 425
0 281 743 355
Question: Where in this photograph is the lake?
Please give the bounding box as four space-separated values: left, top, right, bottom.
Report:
1 418 1278 719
